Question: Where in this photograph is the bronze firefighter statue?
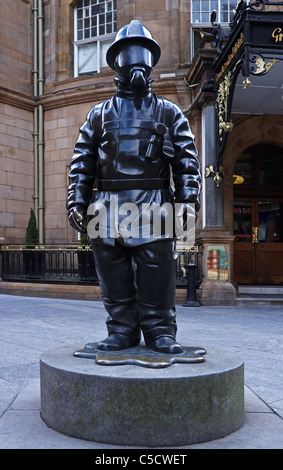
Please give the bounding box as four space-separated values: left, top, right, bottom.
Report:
67 20 200 354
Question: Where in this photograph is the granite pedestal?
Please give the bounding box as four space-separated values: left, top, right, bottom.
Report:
40 344 244 447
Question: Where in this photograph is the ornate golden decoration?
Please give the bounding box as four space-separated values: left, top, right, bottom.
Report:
205 165 224 187
215 72 234 141
215 33 244 83
242 57 280 88
253 57 279 75
243 77 251 89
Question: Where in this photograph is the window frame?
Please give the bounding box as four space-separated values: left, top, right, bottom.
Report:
74 0 117 77
190 0 238 58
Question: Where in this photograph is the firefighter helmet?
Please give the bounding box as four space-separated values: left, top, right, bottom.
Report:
106 20 161 71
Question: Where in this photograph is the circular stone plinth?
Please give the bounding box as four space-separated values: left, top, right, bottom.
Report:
40 344 244 447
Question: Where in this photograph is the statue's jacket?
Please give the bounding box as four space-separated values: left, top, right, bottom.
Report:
67 87 201 246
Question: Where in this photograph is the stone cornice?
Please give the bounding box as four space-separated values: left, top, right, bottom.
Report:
40 82 116 110
40 75 185 110
0 75 188 112
0 86 35 112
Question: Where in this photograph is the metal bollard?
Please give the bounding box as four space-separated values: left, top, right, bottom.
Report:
183 263 200 307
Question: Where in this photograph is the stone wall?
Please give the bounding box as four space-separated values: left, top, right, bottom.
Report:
0 103 34 244
44 101 93 243
0 0 33 95
0 0 34 244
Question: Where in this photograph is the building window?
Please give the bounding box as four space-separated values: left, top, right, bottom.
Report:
74 0 117 76
191 0 238 57
191 0 237 24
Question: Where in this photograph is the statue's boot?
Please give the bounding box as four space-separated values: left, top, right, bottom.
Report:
97 333 140 351
147 335 183 354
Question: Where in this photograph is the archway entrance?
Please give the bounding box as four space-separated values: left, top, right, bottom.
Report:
233 144 283 284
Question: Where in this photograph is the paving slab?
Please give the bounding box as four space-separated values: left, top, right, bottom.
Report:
0 294 282 449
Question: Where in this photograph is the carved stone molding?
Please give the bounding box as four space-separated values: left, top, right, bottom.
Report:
0 87 34 112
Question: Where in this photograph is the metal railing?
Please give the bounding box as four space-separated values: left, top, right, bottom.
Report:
0 244 203 287
0 244 97 284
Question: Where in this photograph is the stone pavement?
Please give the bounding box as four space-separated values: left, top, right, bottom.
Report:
0 294 282 450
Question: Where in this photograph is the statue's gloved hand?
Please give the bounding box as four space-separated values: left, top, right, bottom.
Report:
68 207 87 234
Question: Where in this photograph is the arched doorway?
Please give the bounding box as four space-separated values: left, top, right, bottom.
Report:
233 144 283 284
